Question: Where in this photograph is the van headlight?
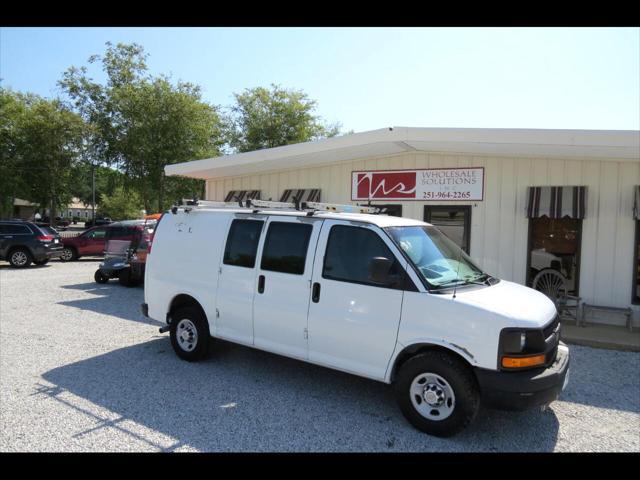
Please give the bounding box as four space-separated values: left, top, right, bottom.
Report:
501 330 527 353
498 328 547 370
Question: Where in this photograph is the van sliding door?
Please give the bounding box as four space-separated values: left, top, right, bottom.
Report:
252 216 323 360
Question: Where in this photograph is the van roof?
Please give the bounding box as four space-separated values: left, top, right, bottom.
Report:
178 208 430 228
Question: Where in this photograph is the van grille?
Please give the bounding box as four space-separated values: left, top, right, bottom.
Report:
543 315 560 365
543 315 560 340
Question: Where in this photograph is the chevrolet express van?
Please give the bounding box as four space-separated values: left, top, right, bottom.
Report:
142 200 569 437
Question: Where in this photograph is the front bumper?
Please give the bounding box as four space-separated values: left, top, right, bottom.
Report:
474 342 570 411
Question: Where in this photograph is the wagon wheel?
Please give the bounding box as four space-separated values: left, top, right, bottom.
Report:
532 268 567 304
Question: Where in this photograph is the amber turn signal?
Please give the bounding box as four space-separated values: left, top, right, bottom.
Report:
501 354 546 369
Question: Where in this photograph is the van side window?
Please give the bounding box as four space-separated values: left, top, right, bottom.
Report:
223 219 264 268
261 222 312 275
323 225 404 289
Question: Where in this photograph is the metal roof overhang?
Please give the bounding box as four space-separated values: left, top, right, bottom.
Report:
165 127 640 179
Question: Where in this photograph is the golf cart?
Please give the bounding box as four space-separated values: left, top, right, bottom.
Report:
93 217 158 287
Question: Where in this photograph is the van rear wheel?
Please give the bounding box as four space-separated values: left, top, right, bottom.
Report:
170 306 210 362
394 351 480 437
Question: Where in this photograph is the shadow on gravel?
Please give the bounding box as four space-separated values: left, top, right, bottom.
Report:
58 282 161 327
0 263 52 270
41 338 562 452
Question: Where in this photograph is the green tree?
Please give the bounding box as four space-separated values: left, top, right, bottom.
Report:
225 84 341 153
0 88 28 217
97 186 143 220
118 76 222 211
0 88 85 223
59 42 223 212
70 163 126 211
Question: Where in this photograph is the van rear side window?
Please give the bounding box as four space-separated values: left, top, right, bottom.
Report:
260 222 312 275
223 219 264 268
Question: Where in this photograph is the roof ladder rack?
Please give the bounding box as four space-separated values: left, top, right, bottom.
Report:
171 198 385 215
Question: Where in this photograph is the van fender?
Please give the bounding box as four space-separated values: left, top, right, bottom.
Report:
166 290 214 337
384 338 479 384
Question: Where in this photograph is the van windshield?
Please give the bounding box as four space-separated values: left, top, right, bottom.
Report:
385 225 487 289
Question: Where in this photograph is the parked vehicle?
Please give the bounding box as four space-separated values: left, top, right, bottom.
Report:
39 216 70 230
94 219 158 286
142 200 569 437
84 217 112 228
94 237 135 285
127 214 160 285
0 220 64 267
61 221 142 262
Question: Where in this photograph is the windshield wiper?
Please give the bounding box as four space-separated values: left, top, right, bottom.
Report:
434 274 489 289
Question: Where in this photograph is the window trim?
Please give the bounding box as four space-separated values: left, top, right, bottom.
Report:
321 224 409 291
222 218 265 269
260 221 313 275
633 220 640 305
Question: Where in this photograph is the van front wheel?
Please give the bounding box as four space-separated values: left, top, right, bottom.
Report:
394 351 480 437
170 306 210 362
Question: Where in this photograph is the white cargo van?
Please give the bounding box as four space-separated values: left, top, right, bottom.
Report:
142 200 569 437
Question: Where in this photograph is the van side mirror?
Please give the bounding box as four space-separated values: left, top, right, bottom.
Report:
369 256 393 284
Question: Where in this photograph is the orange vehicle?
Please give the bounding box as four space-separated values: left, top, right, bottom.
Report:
125 214 162 285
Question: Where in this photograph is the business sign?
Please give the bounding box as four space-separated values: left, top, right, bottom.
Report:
351 167 484 201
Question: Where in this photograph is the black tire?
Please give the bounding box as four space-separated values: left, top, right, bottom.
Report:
94 270 109 283
118 268 134 287
60 247 77 262
394 350 480 437
8 248 33 268
33 258 49 266
170 306 210 362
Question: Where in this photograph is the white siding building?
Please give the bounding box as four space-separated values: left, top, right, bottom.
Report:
166 127 640 327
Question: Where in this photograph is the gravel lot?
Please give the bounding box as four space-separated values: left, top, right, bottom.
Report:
1 260 639 452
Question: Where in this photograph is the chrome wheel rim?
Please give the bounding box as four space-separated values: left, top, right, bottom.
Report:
61 248 73 261
176 319 198 352
410 372 456 421
11 251 28 266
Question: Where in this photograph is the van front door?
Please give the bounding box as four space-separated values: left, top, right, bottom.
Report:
307 220 408 380
252 216 322 359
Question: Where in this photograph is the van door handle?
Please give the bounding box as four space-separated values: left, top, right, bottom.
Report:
312 282 321 303
258 275 265 294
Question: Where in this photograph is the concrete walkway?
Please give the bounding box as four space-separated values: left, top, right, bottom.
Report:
561 322 640 352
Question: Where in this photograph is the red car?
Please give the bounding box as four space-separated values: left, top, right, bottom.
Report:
60 221 149 262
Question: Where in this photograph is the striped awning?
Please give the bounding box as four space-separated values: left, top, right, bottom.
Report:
279 188 322 203
224 190 261 202
526 186 587 219
634 186 640 220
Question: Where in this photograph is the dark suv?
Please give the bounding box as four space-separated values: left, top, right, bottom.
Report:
0 221 64 267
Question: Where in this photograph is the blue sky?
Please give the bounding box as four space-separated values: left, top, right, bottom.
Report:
1 27 639 132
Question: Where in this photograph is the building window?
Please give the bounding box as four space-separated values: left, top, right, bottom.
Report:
424 206 471 254
527 217 582 296
364 204 402 217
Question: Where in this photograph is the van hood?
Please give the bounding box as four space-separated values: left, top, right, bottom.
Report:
452 279 557 328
